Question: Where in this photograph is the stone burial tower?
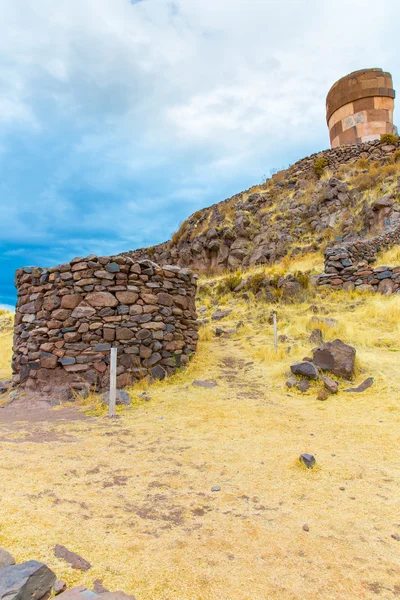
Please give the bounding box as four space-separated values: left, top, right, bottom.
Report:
326 68 396 148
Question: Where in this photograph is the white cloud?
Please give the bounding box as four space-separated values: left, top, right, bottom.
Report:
0 0 399 255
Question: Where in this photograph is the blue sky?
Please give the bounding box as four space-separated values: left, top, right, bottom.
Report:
1 0 399 309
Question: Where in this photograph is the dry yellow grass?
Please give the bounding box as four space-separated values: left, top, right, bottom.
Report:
0 291 399 599
0 310 13 380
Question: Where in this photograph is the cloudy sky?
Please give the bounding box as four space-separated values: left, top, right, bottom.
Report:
0 0 399 308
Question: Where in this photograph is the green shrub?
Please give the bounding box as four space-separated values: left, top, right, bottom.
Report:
313 157 329 179
246 272 266 294
380 133 399 145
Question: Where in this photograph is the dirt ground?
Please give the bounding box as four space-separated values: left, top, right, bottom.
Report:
0 327 399 600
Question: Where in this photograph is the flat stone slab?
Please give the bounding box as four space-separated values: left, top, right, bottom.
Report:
345 377 374 393
192 380 218 388
54 545 91 571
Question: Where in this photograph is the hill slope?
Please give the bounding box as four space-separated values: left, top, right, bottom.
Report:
130 139 400 274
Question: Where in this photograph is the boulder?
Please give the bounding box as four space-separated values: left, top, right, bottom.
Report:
309 328 323 345
0 560 56 600
312 339 356 379
290 361 319 380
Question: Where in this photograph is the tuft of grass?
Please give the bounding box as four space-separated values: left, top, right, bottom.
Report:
380 133 399 145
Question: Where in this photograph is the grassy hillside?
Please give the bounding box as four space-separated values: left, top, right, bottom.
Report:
0 269 399 599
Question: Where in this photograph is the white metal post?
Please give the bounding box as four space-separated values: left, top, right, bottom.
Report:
109 347 117 417
273 312 278 352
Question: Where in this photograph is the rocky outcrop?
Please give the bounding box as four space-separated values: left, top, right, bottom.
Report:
126 139 400 274
12 257 198 392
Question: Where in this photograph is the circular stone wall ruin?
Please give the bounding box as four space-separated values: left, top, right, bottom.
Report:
326 68 396 148
12 255 198 393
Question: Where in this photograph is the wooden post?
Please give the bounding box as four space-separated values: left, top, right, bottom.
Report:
273 311 278 352
109 347 117 418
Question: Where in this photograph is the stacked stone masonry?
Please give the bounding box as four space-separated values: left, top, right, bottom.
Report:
326 69 396 148
317 222 400 294
13 256 198 392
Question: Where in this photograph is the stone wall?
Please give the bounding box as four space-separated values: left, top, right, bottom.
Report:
12 256 198 393
317 222 400 294
326 68 396 147
290 138 399 179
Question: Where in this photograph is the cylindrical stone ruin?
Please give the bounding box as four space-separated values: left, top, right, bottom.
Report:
12 255 198 393
326 68 396 148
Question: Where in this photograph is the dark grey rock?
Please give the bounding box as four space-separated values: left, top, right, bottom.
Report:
297 380 310 392
309 329 323 345
105 262 120 273
102 390 131 406
0 560 56 600
299 453 315 469
290 361 319 380
150 365 166 380
285 377 297 389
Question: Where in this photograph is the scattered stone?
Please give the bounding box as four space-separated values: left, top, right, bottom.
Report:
0 548 15 568
215 328 226 337
101 592 136 600
312 339 356 379
211 309 232 321
285 377 297 389
54 545 91 571
309 329 323 345
102 390 131 406
299 453 315 469
302 524 309 532
192 380 217 388
391 534 400 541
290 361 319 380
322 375 339 394
345 377 374 393
211 486 221 492
297 380 310 393
53 580 68 595
92 580 109 594
56 586 98 600
0 560 56 600
317 389 329 401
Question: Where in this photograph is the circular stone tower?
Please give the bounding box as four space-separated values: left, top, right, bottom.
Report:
326 68 396 148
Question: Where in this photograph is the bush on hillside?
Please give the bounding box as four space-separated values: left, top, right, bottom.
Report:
313 157 329 179
380 133 399 145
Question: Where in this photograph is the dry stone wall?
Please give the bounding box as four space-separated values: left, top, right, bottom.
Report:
317 222 400 294
13 255 198 393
